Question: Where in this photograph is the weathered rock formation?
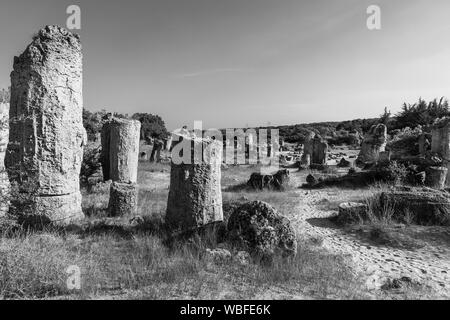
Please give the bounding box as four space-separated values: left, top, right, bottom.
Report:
337 202 368 224
102 118 141 183
300 132 315 165
5 26 85 224
166 137 223 231
101 118 141 216
108 182 138 217
431 118 450 185
301 132 328 165
311 135 328 164
379 187 450 226
356 124 387 166
0 103 9 216
227 201 297 259
247 169 290 190
425 166 448 189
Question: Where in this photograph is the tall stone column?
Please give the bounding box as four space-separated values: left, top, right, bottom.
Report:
5 26 86 225
166 137 223 231
101 118 141 216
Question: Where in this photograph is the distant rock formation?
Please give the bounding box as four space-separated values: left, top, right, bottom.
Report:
5 26 85 225
301 132 328 165
356 124 387 166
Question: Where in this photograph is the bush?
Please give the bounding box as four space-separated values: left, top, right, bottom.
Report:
374 161 408 185
80 143 102 189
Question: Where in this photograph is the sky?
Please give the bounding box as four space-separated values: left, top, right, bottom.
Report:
0 0 449 130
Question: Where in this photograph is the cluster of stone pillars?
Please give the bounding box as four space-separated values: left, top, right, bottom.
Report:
1 25 225 231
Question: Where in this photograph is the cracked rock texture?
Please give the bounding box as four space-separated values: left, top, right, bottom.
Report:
101 118 141 183
356 124 387 166
0 103 9 216
108 182 138 217
166 138 223 231
5 26 85 224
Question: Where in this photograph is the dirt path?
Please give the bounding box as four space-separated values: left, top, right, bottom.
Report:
287 188 450 298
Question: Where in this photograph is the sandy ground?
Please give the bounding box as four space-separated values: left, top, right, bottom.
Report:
284 170 450 299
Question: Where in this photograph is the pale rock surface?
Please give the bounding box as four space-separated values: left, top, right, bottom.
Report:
5 26 85 224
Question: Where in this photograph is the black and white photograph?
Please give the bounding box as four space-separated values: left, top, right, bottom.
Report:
0 0 449 307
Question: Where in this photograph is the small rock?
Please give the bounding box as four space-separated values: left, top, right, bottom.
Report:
204 248 232 264
234 251 251 266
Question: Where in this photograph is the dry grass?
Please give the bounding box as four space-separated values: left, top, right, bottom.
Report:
0 162 367 300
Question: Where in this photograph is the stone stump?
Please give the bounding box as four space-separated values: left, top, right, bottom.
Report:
356 124 387 167
108 182 138 217
425 166 448 189
337 202 368 224
5 26 85 225
166 138 223 231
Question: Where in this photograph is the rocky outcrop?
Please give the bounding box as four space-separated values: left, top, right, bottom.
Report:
356 124 387 166
5 26 85 225
227 201 297 260
166 138 223 231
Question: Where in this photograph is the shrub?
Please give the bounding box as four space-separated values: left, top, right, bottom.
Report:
80 143 102 189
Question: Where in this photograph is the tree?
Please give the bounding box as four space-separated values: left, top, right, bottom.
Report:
0 87 10 103
394 97 449 130
379 107 391 126
132 113 169 141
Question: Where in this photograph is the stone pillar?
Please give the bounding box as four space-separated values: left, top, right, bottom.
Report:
100 120 112 181
0 103 9 217
108 119 141 183
101 118 141 216
356 124 387 166
425 167 448 189
166 138 223 231
300 132 315 165
311 136 328 165
5 26 85 225
431 118 450 185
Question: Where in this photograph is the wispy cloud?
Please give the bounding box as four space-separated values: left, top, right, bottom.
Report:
172 68 245 79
